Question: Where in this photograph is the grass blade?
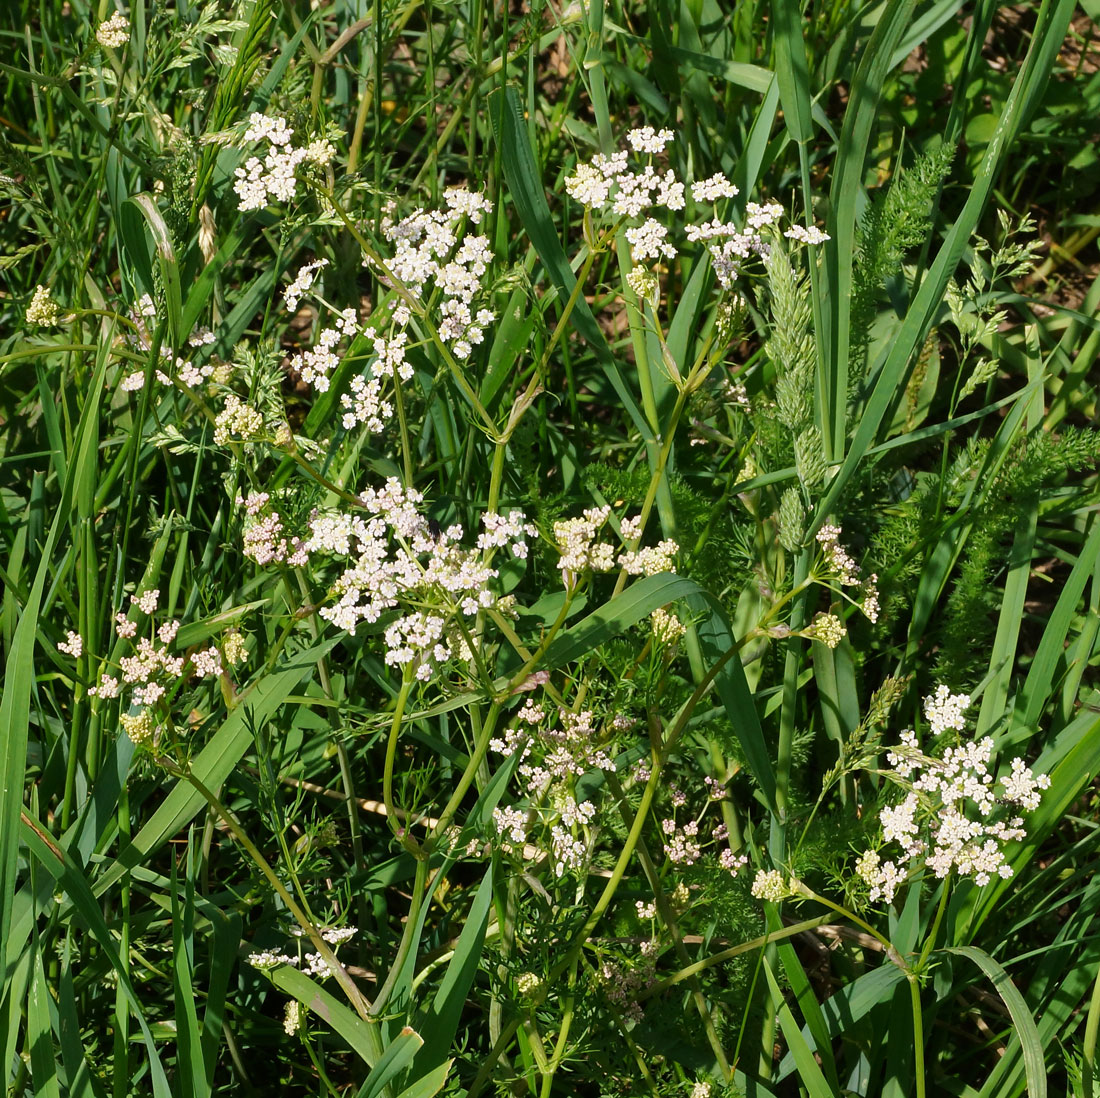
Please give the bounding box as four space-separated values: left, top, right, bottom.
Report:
946 945 1047 1097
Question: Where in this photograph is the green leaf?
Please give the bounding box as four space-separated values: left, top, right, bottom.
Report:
357 1027 424 1098
119 194 183 348
0 346 109 989
946 946 1047 1097
94 638 336 898
270 965 381 1068
27 945 61 1098
489 84 652 442
811 0 1078 530
394 1060 451 1098
412 866 494 1075
20 816 172 1098
763 956 837 1097
538 573 701 669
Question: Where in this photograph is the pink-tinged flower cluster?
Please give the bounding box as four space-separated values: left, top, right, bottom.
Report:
598 940 659 1023
856 687 1051 902
82 588 233 748
278 479 537 681
238 492 309 567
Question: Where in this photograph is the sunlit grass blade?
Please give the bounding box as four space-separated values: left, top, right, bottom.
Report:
27 943 61 1098
812 0 1078 531
411 865 494 1077
20 813 172 1098
822 0 918 460
763 954 837 1096
947 945 1047 1098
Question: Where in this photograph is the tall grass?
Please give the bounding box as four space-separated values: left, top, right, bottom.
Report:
1 1 1098 1096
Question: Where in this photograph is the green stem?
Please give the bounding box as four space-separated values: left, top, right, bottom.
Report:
910 973 926 1098
382 673 420 855
642 914 834 999
368 856 431 1017
1083 958 1100 1098
392 360 415 485
916 878 952 971
166 762 378 1039
425 703 502 851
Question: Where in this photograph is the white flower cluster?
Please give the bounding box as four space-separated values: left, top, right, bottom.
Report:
805 612 846 649
247 925 356 980
95 11 130 49
566 130 828 305
785 223 831 245
550 822 589 876
214 394 265 445
650 607 686 645
625 218 676 263
116 295 223 392
58 630 83 658
26 285 61 326
377 189 495 361
815 522 880 622
493 805 528 844
691 173 740 202
619 539 678 576
553 507 616 584
750 869 800 902
922 684 970 735
626 126 675 154
719 847 749 876
233 113 335 212
288 481 535 681
552 507 678 589
857 690 1052 902
293 307 359 394
661 817 701 865
284 258 328 312
564 149 685 216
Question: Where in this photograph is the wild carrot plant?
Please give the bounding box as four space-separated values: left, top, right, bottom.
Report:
1 1 1098 1096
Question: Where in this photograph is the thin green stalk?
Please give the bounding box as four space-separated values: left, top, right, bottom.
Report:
368 856 431 1017
642 914 834 998
910 973 926 1098
392 361 414 485
165 762 378 1038
425 702 502 851
382 672 419 855
539 971 576 1098
916 879 952 971
1083 959 1100 1098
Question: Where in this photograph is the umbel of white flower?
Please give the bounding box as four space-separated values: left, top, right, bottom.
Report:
562 126 827 303
856 686 1051 902
95 11 129 49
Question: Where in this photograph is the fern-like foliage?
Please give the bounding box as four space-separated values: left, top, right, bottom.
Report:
850 143 955 382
